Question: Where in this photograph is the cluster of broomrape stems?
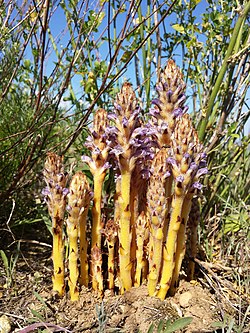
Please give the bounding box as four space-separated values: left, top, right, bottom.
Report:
43 60 207 301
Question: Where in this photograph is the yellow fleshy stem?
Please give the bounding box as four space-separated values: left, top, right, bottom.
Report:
163 175 173 239
169 196 193 296
130 186 138 284
119 167 132 292
52 209 65 296
91 245 103 297
134 235 144 287
187 198 199 281
148 226 164 296
91 172 105 290
67 222 79 301
108 240 115 290
92 172 105 248
79 208 89 287
157 195 184 300
134 212 147 287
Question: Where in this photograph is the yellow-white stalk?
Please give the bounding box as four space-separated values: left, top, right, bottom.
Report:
79 207 89 287
103 219 118 291
91 245 103 296
157 194 184 300
119 166 132 291
187 197 200 281
147 148 169 296
67 171 91 301
43 153 67 296
134 212 147 287
169 195 193 296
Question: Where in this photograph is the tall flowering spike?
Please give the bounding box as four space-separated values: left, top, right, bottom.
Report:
108 82 141 292
103 219 118 291
151 60 187 147
147 148 170 296
82 108 110 291
108 83 158 292
43 152 68 296
158 114 207 299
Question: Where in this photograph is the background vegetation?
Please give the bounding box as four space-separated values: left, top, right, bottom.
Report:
0 0 249 329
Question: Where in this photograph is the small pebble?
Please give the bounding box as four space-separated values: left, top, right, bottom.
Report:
0 315 11 333
179 291 192 308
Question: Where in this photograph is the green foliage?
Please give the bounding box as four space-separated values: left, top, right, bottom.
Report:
0 245 20 288
145 317 193 333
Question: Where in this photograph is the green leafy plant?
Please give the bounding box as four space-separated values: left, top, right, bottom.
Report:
0 245 20 288
145 316 193 333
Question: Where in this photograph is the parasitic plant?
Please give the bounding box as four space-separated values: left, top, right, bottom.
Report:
157 114 207 300
43 153 68 296
82 108 110 291
147 148 170 296
103 219 118 291
67 171 91 300
107 82 140 292
42 60 207 301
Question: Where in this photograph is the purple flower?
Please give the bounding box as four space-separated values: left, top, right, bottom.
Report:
173 108 183 118
149 107 160 118
81 155 92 164
42 187 50 196
62 188 69 196
166 90 173 102
197 167 208 177
152 98 161 108
107 113 118 122
156 85 163 92
122 116 129 128
167 157 177 166
114 102 123 113
190 162 198 170
176 175 184 183
192 182 203 190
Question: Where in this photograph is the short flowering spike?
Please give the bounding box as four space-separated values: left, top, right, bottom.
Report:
67 171 91 301
43 152 68 296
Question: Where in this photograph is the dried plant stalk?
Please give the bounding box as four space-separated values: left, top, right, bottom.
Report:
43 153 68 296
